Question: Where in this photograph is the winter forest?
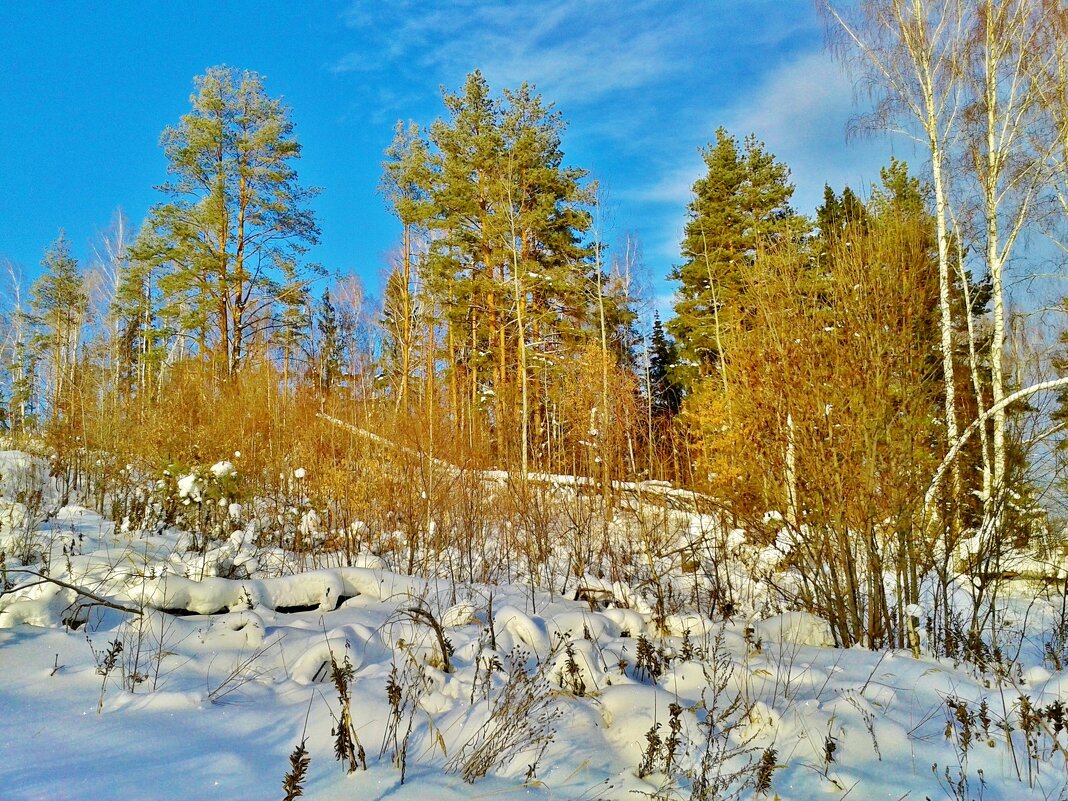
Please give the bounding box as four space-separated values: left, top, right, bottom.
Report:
3 2 1068 800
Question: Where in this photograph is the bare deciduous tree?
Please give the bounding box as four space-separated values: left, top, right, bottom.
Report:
960 0 1051 527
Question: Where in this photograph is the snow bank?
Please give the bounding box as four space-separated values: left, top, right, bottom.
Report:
0 450 46 498
752 611 835 647
135 566 412 615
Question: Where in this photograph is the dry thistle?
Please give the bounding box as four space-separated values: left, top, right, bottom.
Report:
754 747 778 795
637 721 663 779
281 738 310 801
329 652 367 773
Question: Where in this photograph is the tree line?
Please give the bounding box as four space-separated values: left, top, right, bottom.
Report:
2 0 1067 650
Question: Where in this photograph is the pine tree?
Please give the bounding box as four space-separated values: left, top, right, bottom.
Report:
31 233 88 425
380 121 434 411
668 128 808 392
869 157 927 220
496 82 593 354
131 66 321 377
381 121 434 232
495 82 596 468
425 70 506 416
113 231 169 398
384 70 603 461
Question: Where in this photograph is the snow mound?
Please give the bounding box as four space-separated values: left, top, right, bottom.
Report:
753 611 834 647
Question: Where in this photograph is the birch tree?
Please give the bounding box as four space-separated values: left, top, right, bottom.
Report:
2 262 36 434
1034 1 1068 246
961 0 1050 520
831 0 1064 525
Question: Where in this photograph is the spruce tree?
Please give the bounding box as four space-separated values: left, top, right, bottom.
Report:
816 184 868 245
316 290 343 395
649 313 682 417
813 184 870 312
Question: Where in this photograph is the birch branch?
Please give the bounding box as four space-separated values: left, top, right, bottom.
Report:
924 376 1068 515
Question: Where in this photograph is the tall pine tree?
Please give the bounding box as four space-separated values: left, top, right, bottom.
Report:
380 121 434 411
31 233 88 425
669 128 807 392
380 70 626 465
131 66 321 377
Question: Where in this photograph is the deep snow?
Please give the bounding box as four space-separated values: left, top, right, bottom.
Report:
1 450 1066 800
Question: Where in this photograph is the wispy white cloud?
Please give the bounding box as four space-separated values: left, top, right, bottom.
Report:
330 0 833 158
626 49 899 217
724 49 905 212
328 1 895 309
727 51 851 153
334 0 691 108
628 158 705 206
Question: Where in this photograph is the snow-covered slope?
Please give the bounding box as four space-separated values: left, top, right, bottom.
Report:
0 451 1065 800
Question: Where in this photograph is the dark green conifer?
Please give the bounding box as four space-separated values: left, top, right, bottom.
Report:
668 128 807 391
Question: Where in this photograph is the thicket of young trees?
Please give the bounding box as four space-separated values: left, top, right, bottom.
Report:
2 1 1067 651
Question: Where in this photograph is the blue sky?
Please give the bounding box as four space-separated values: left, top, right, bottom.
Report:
0 1 901 317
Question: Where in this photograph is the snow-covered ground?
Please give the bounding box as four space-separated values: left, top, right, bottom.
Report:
1 450 1066 800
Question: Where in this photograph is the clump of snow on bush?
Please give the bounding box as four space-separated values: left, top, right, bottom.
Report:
210 461 236 479
177 473 203 504
298 509 320 541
